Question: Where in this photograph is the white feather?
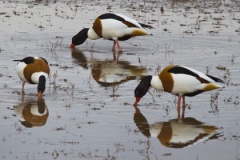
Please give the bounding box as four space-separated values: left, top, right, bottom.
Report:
171 74 203 95
100 19 133 40
115 13 142 28
181 66 216 83
31 72 48 84
151 76 164 91
88 28 100 40
15 62 27 82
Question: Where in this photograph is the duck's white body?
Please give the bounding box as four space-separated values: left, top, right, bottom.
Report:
15 61 28 82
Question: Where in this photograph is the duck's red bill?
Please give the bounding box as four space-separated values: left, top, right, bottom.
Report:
70 44 75 48
38 92 42 99
134 97 141 105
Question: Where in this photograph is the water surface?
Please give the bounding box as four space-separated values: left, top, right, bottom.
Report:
0 0 240 159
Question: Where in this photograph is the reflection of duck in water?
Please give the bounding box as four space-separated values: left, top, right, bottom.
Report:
71 48 88 70
71 49 146 87
14 98 49 128
133 106 220 148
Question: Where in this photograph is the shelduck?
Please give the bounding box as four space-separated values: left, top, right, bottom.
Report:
134 65 224 107
14 56 50 99
70 13 153 52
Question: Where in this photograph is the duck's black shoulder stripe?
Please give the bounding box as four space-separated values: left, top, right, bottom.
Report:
13 57 35 64
99 13 125 22
168 66 198 77
40 57 48 64
22 57 35 64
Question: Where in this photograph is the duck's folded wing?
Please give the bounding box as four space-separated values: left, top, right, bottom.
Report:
168 66 224 84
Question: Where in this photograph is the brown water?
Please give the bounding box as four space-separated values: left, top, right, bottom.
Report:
0 0 240 159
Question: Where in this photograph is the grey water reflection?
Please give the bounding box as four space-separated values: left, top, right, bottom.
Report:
133 106 221 148
71 49 146 87
13 98 49 128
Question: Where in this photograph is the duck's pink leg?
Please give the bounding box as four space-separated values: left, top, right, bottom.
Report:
115 39 122 52
177 95 181 120
182 96 186 108
177 95 181 109
182 96 186 119
112 41 116 51
22 81 25 92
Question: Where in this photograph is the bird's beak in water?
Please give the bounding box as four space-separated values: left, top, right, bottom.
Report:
134 97 141 105
70 44 75 48
38 91 43 99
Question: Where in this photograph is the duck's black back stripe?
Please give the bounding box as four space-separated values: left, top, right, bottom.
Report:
168 66 198 78
13 57 35 64
99 13 125 22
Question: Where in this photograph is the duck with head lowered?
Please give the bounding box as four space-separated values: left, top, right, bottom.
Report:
14 56 50 99
134 65 224 108
70 13 153 52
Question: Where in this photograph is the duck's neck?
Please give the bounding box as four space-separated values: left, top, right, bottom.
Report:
150 75 164 91
37 75 46 93
88 28 100 40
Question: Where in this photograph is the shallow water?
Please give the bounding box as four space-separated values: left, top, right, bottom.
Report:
0 0 240 160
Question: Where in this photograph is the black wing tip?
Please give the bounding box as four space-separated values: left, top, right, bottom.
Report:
217 79 225 84
139 23 154 29
207 74 225 84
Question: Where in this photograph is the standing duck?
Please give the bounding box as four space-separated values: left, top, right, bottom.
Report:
134 65 224 107
70 13 153 52
14 56 50 99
